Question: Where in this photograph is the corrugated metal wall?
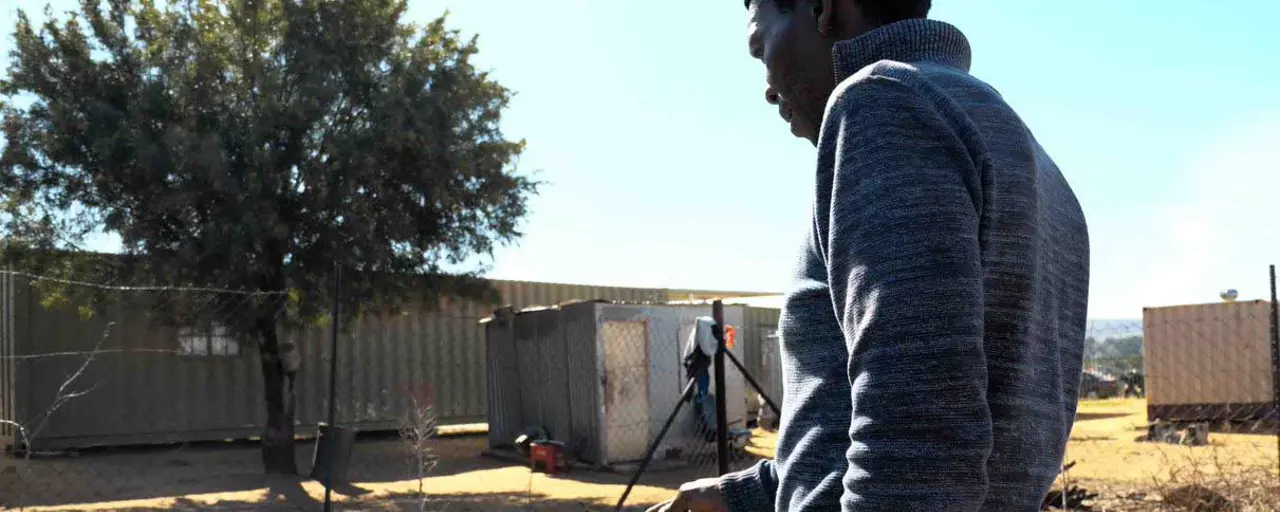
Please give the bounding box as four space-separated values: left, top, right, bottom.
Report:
11 276 682 449
743 307 782 413
1144 300 1276 408
485 303 604 459
560 303 601 463
484 309 523 450
484 303 752 466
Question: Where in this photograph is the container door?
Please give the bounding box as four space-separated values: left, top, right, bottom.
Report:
601 320 651 463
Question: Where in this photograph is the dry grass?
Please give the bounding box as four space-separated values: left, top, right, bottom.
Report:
1060 398 1279 511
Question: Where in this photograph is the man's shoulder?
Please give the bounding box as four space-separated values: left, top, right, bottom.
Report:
824 59 998 123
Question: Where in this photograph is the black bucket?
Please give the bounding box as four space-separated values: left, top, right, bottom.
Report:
310 423 358 485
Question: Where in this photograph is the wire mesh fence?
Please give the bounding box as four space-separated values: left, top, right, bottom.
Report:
0 270 292 510
6 265 1278 511
477 302 769 510
1054 302 1280 511
605 305 767 510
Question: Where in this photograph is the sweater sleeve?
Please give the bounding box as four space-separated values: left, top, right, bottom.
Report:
825 76 992 510
719 458 778 512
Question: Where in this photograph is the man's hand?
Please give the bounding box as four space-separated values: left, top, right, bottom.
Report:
646 477 730 512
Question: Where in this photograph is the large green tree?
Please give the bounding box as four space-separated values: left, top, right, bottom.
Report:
1 0 536 473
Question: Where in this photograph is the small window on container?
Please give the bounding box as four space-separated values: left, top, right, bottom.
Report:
178 323 240 357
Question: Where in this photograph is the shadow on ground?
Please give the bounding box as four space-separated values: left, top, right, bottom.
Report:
0 434 509 509
1074 412 1133 422
0 432 749 511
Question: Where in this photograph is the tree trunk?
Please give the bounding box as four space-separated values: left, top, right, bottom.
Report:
259 320 299 474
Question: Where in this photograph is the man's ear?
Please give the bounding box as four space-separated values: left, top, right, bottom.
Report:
815 0 837 36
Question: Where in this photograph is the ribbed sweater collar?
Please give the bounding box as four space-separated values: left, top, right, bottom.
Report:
833 19 972 82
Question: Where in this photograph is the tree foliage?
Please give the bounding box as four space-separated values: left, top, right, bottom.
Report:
1084 335 1145 374
0 0 534 319
0 0 537 472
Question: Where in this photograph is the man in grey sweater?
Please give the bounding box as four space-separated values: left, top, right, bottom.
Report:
650 1 1089 511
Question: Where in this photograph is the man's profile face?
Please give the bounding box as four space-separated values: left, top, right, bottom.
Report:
746 0 835 145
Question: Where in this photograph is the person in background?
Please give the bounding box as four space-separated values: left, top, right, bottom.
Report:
649 0 1090 511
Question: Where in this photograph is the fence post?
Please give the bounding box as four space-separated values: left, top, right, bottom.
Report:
713 300 729 476
1269 264 1279 476
323 264 341 512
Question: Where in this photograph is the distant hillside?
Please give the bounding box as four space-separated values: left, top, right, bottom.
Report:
1083 319 1143 374
1086 319 1143 340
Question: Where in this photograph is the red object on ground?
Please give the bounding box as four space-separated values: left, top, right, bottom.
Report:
530 441 561 474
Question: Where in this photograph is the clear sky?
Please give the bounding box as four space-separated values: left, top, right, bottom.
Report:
4 1 1279 320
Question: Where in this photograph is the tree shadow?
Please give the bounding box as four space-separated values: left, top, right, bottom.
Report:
264 474 322 512
0 432 747 510
328 482 373 498
0 434 491 509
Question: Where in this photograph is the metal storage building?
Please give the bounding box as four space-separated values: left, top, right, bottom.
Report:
1144 299 1279 424
483 301 749 468
0 270 772 451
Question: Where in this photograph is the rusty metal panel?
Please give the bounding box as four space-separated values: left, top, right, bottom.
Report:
1144 300 1274 412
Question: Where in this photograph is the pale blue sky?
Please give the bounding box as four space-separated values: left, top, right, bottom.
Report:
4 1 1279 319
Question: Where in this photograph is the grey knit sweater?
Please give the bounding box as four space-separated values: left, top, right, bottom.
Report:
719 20 1090 511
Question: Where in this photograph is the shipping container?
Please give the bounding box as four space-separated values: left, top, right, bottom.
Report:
1143 300 1278 424
483 301 750 468
0 271 761 451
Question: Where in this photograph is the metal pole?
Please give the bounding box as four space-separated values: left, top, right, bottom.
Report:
1268 264 1279 475
614 377 699 511
323 264 341 511
724 347 780 418
713 300 729 476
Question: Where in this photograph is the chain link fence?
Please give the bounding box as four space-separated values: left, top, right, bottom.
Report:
1055 290 1280 511
6 266 1279 511
607 305 766 510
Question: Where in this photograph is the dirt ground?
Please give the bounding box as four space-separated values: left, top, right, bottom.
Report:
1 422 742 511
1060 399 1279 510
3 400 1277 511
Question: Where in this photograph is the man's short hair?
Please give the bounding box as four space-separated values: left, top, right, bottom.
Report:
746 0 932 25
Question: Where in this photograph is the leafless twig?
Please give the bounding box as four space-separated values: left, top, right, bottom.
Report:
0 348 181 360
399 394 440 512
21 322 113 444
2 321 113 511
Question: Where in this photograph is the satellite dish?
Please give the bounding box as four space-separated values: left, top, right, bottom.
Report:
1220 289 1239 302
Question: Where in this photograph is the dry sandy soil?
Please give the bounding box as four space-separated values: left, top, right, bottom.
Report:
2 399 1277 511
1059 399 1279 510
